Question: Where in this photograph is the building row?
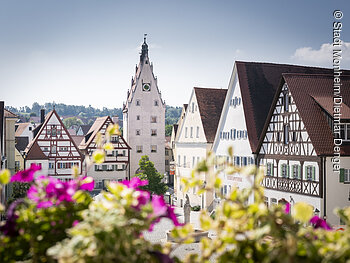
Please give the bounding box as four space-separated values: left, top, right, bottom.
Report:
172 61 350 225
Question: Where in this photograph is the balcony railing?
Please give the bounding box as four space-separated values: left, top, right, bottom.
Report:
262 176 321 197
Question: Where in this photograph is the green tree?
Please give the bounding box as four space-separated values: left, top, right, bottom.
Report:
63 117 84 129
165 124 173 136
7 182 30 205
135 156 167 195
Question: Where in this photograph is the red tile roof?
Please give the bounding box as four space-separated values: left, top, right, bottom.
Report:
283 73 350 155
235 61 348 153
194 87 227 143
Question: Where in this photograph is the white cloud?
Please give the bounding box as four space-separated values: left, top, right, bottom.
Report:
291 42 350 65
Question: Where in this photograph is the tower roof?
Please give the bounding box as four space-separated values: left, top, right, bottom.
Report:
140 34 148 62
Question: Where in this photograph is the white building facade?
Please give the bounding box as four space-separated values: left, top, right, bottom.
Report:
175 87 227 209
123 37 165 176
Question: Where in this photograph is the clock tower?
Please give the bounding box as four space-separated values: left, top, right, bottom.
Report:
123 35 166 176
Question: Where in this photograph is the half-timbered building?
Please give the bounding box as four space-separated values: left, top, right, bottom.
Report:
258 74 350 225
79 116 130 191
24 109 83 181
212 61 339 207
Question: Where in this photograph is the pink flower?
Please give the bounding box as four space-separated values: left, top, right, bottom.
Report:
284 202 291 214
79 177 94 191
134 190 150 210
72 220 79 227
11 163 41 182
121 177 148 189
149 195 182 231
151 195 167 216
309 216 331 230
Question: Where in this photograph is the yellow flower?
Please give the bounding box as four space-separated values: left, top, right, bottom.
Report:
292 202 313 223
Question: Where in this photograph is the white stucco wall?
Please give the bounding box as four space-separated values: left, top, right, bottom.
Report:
325 156 350 225
124 61 165 176
212 68 254 203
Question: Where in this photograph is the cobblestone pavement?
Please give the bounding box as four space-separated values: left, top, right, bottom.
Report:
143 207 216 261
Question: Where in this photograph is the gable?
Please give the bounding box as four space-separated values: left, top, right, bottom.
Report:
259 83 316 156
212 69 252 156
26 110 83 160
79 116 130 154
177 90 206 143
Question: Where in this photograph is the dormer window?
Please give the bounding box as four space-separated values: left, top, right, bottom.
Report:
154 100 159 106
340 123 350 141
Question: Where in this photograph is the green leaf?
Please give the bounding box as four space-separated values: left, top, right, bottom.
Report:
0 169 10 184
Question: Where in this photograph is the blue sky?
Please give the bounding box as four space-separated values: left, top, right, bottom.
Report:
0 0 349 109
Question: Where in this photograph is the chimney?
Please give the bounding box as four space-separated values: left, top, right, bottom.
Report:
40 109 45 123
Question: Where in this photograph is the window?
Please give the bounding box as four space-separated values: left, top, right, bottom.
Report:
306 165 315 181
49 163 54 169
123 150 126 156
243 157 247 166
154 100 159 106
264 196 269 207
60 147 68 151
151 129 157 136
192 157 195 168
136 146 143 153
281 164 289 178
136 115 140 120
266 163 273 176
178 155 181 166
136 129 141 136
183 156 186 168
151 116 157 123
29 127 32 131
95 180 103 189
192 102 194 113
340 169 350 183
111 136 119 143
185 127 188 138
51 126 57 136
165 160 169 165
284 93 289 112
292 164 301 179
292 131 297 142
283 125 289 144
151 145 157 153
190 127 193 138
340 124 350 141
136 100 141 106
165 149 169 156
196 126 199 138
271 198 277 206
43 147 48 151
51 145 57 154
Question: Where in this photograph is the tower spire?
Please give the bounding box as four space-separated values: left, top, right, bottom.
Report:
140 33 148 62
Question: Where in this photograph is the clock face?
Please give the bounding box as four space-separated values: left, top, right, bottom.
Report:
143 83 151 91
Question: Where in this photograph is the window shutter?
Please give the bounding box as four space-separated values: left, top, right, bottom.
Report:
298 165 301 179
340 168 345 183
287 165 290 178
280 165 282 178
312 167 315 181
271 163 274 176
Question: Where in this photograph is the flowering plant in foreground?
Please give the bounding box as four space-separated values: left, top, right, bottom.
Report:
2 141 350 262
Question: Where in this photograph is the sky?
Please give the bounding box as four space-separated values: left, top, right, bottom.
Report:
0 0 349 109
